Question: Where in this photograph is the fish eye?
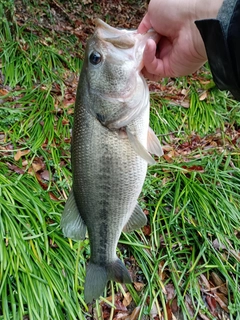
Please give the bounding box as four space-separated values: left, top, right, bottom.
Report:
89 51 102 65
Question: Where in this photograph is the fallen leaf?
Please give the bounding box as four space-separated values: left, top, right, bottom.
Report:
7 163 24 174
129 306 140 320
206 295 217 313
184 295 195 317
0 88 9 95
14 149 30 161
199 274 211 291
199 90 208 101
32 162 43 173
122 292 132 307
181 165 205 173
115 312 129 319
180 100 190 108
170 298 178 313
142 225 151 236
133 282 144 291
158 260 167 282
49 238 59 248
166 302 173 320
41 170 50 181
49 192 59 201
198 312 211 320
211 272 228 295
214 293 229 312
165 283 175 301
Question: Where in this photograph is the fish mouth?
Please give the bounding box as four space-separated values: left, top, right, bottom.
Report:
94 19 160 70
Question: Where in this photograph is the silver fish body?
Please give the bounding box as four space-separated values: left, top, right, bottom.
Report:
61 19 163 303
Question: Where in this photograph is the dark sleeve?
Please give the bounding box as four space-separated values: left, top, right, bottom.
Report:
195 0 240 100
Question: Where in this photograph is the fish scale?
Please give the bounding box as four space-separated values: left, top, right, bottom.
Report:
60 19 163 303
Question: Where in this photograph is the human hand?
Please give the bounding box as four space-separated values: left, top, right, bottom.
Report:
138 0 223 80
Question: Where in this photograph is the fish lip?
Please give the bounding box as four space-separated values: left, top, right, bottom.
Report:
94 19 160 69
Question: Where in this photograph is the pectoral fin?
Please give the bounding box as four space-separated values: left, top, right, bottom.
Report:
147 127 163 157
126 128 155 165
60 190 86 241
123 203 147 233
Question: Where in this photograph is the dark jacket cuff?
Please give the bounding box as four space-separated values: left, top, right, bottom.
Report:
195 2 240 100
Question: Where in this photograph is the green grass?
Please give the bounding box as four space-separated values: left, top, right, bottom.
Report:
1 3 240 320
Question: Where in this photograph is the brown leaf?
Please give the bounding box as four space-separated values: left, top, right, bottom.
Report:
184 295 195 317
49 238 59 248
142 225 151 236
115 298 127 312
7 163 24 174
134 282 144 291
123 306 141 320
198 312 211 320
206 295 217 313
214 293 229 312
158 260 167 282
14 149 30 161
211 272 228 295
32 162 43 173
129 306 140 320
115 312 129 319
41 170 50 181
199 274 211 291
199 90 208 101
165 283 175 301
0 88 9 95
182 165 204 173
122 292 132 307
180 100 190 108
49 192 59 201
170 298 178 313
166 302 173 320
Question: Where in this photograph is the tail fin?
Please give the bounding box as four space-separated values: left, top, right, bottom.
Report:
107 259 132 284
84 259 132 303
84 263 108 303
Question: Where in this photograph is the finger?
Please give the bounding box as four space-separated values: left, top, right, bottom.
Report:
137 13 152 34
141 67 163 81
143 39 164 75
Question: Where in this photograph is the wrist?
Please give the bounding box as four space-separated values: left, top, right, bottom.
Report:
194 0 224 20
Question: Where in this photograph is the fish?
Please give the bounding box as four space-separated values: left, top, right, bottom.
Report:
60 19 163 303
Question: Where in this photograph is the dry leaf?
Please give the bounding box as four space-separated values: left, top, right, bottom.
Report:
142 225 151 236
180 100 190 108
206 295 217 313
32 162 43 173
165 283 175 301
14 149 30 161
198 312 211 320
129 306 140 320
41 170 50 181
149 301 158 318
122 292 132 307
199 274 211 291
214 293 229 312
199 90 208 101
7 163 24 174
211 272 228 295
133 282 144 291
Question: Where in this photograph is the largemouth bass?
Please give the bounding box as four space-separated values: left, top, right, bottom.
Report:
61 19 163 303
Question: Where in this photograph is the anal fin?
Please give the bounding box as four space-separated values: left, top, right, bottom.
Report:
60 190 86 240
123 203 147 233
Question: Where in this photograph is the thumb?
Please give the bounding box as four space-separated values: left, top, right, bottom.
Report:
138 13 152 34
